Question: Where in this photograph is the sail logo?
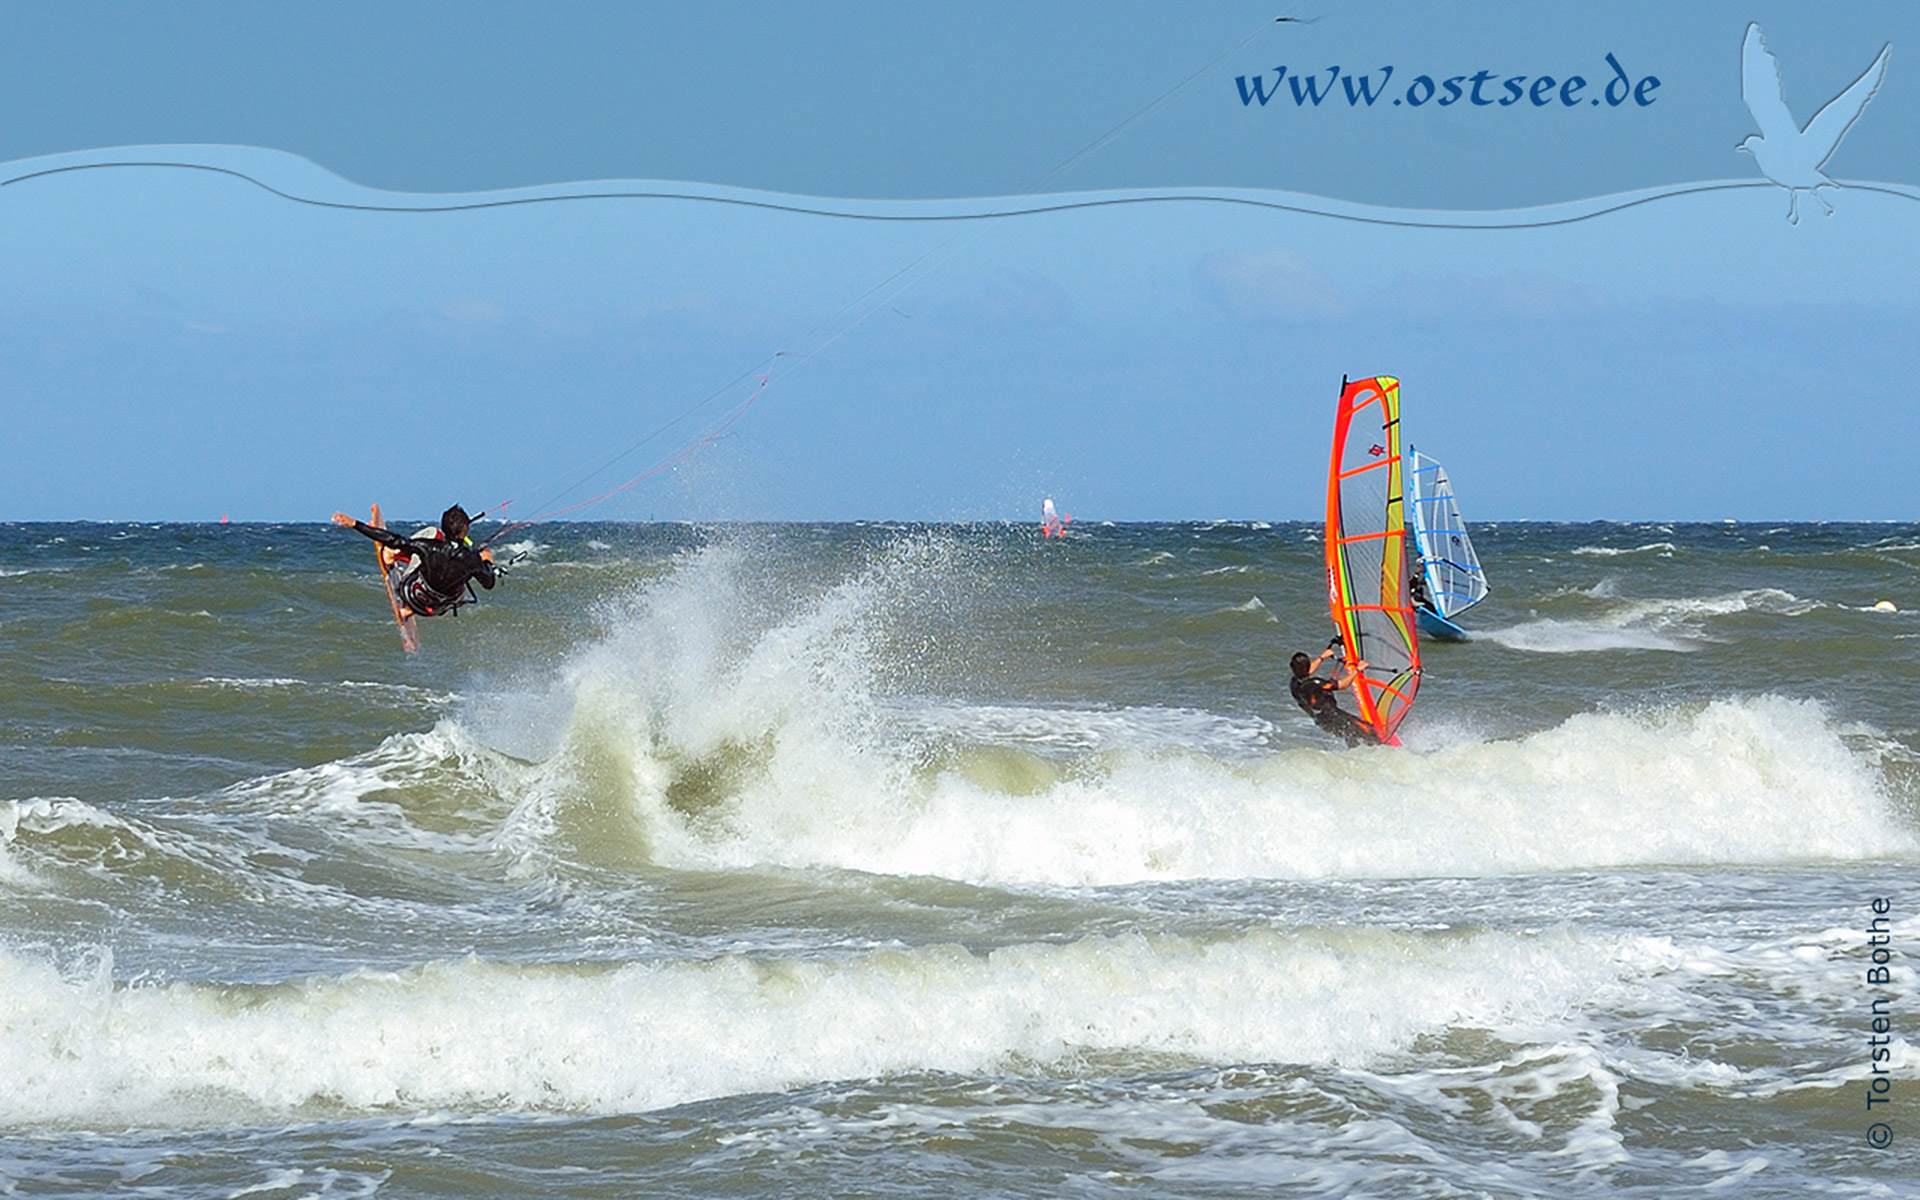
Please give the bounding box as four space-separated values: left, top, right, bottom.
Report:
1368 444 1385 457
1235 54 1660 110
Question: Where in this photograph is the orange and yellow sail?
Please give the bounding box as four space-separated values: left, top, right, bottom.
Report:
1324 376 1420 743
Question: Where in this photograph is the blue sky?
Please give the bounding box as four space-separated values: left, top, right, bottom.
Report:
0 3 1915 521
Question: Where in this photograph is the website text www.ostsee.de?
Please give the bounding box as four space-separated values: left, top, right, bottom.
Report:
1235 53 1660 111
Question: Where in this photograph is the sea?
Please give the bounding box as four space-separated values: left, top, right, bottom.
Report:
1 519 1915 1198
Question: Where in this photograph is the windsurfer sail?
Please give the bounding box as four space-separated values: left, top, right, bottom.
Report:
1041 497 1071 537
1323 376 1421 745
1404 448 1489 642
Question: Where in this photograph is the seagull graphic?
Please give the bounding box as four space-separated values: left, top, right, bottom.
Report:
1738 22 1890 224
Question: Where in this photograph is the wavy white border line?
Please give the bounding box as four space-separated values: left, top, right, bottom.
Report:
4 144 1919 229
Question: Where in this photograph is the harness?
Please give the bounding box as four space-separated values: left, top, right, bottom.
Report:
392 532 482 617
397 570 478 617
1289 673 1338 716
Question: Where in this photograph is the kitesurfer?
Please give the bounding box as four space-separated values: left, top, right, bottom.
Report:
1289 641 1379 747
332 504 500 619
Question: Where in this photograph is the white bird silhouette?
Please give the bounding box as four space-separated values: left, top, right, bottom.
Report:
1738 23 1890 224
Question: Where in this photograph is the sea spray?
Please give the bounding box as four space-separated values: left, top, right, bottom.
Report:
409 540 1920 885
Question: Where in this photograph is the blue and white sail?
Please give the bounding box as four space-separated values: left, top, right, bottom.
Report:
1404 449 1489 640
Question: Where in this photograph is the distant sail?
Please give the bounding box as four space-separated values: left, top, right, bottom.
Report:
1325 376 1420 743
1405 448 1489 621
1041 497 1070 537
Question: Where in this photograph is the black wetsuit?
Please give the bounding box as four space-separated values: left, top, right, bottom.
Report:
1409 568 1434 613
346 521 498 616
1289 672 1378 747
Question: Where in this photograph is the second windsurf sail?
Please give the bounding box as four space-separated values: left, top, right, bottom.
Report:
1405 448 1489 635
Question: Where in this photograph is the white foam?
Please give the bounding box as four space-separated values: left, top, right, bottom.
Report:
1 797 113 844
1227 596 1276 620
194 677 457 704
1571 542 1677 557
1611 588 1818 622
469 545 1913 887
1481 619 1693 653
900 702 1273 758
1484 588 1819 654
853 698 1908 885
0 925 1635 1127
537 691 1910 887
1348 1043 1629 1167
197 675 308 689
0 800 72 889
0 797 189 896
209 722 525 859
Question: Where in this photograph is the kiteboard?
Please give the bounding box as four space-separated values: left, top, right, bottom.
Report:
1325 376 1421 746
369 504 420 653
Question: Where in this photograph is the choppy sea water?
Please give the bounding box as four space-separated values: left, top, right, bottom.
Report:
0 520 1915 1198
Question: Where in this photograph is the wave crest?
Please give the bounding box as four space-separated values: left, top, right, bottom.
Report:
460 546 1912 885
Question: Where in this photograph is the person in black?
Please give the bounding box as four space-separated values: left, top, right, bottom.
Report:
1409 566 1435 614
332 504 500 619
1289 643 1379 747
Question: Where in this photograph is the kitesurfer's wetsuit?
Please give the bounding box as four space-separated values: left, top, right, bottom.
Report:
1289 672 1379 747
343 520 498 616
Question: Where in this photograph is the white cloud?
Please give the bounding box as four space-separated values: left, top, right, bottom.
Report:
1197 248 1354 321
1391 269 1615 322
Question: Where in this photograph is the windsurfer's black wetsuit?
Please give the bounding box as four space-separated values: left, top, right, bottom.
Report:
344 521 498 616
1409 568 1435 614
1289 672 1379 747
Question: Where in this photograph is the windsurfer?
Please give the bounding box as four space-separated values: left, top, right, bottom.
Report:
332 504 500 619
1409 567 1434 613
1289 642 1380 747
1042 498 1070 538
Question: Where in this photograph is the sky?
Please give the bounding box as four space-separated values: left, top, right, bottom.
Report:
0 2 1916 521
